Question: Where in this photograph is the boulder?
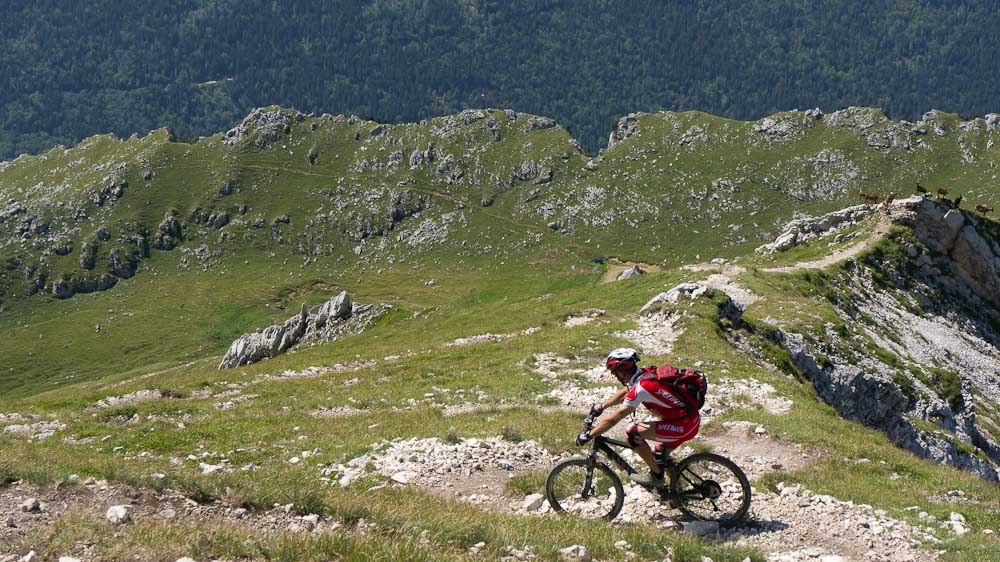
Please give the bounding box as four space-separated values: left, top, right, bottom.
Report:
79 241 97 270
105 505 131 524
640 283 708 313
219 306 307 369
528 116 556 130
486 119 501 141
108 249 138 279
557 545 592 562
608 114 639 149
0 200 27 223
757 204 871 254
522 493 544 511
616 265 644 281
52 239 73 256
52 274 118 299
314 291 352 329
153 214 183 250
218 180 239 196
20 498 41 513
209 213 230 230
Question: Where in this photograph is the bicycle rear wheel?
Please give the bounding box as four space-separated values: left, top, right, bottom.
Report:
670 452 751 524
545 457 625 521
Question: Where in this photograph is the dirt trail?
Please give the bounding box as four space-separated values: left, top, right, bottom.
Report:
761 212 893 274
600 258 663 283
682 263 761 307
678 211 894 311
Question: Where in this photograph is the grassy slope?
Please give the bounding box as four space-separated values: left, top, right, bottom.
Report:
3 107 1000 393
2 107 1000 559
2 240 999 560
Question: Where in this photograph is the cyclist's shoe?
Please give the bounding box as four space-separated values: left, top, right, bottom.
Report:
630 470 666 488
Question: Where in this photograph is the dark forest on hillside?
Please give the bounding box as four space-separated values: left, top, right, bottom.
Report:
2 0 999 158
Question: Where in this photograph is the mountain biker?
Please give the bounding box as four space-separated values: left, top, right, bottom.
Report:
575 348 701 487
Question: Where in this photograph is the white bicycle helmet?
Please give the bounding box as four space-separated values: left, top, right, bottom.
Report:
605 347 639 370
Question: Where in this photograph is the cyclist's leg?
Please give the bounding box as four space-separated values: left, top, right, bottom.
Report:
627 422 662 475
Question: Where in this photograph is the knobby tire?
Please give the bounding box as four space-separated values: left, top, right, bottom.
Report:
545 457 625 521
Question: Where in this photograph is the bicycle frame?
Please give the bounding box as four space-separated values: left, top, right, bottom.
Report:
588 436 638 476
581 414 677 489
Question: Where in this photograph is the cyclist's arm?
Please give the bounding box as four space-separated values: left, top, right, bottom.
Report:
601 387 629 410
590 404 634 438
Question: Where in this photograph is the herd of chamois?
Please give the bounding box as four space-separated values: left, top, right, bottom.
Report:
857 184 993 215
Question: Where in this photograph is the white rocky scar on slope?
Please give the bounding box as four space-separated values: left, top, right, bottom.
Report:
322 437 555 488
445 327 540 347
531 353 616 409
94 389 166 408
704 378 793 422
735 482 944 562
622 282 744 355
2 420 67 441
530 352 792 419
563 308 606 327
612 285 709 356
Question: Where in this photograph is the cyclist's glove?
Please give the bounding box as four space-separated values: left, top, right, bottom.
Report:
576 431 592 446
589 403 604 417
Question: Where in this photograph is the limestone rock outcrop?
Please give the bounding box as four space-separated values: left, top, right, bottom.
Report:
757 204 871 254
219 290 365 369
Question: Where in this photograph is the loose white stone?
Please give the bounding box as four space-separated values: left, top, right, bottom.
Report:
20 498 41 513
199 462 224 474
522 493 544 511
105 505 131 525
558 544 592 561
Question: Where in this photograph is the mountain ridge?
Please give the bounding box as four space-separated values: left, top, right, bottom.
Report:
2 109 1000 558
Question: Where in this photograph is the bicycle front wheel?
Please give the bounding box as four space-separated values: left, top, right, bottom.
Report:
670 452 751 524
545 457 625 521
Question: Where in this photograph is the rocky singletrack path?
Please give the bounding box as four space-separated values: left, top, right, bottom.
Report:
761 210 893 274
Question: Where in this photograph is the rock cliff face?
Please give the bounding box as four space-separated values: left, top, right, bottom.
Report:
773 197 1000 481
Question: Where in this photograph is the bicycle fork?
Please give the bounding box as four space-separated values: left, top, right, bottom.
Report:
580 450 598 499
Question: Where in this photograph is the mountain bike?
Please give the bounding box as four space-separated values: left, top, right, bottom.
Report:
545 413 751 524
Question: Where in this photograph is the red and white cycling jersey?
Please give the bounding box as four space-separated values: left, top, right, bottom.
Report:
623 376 692 420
